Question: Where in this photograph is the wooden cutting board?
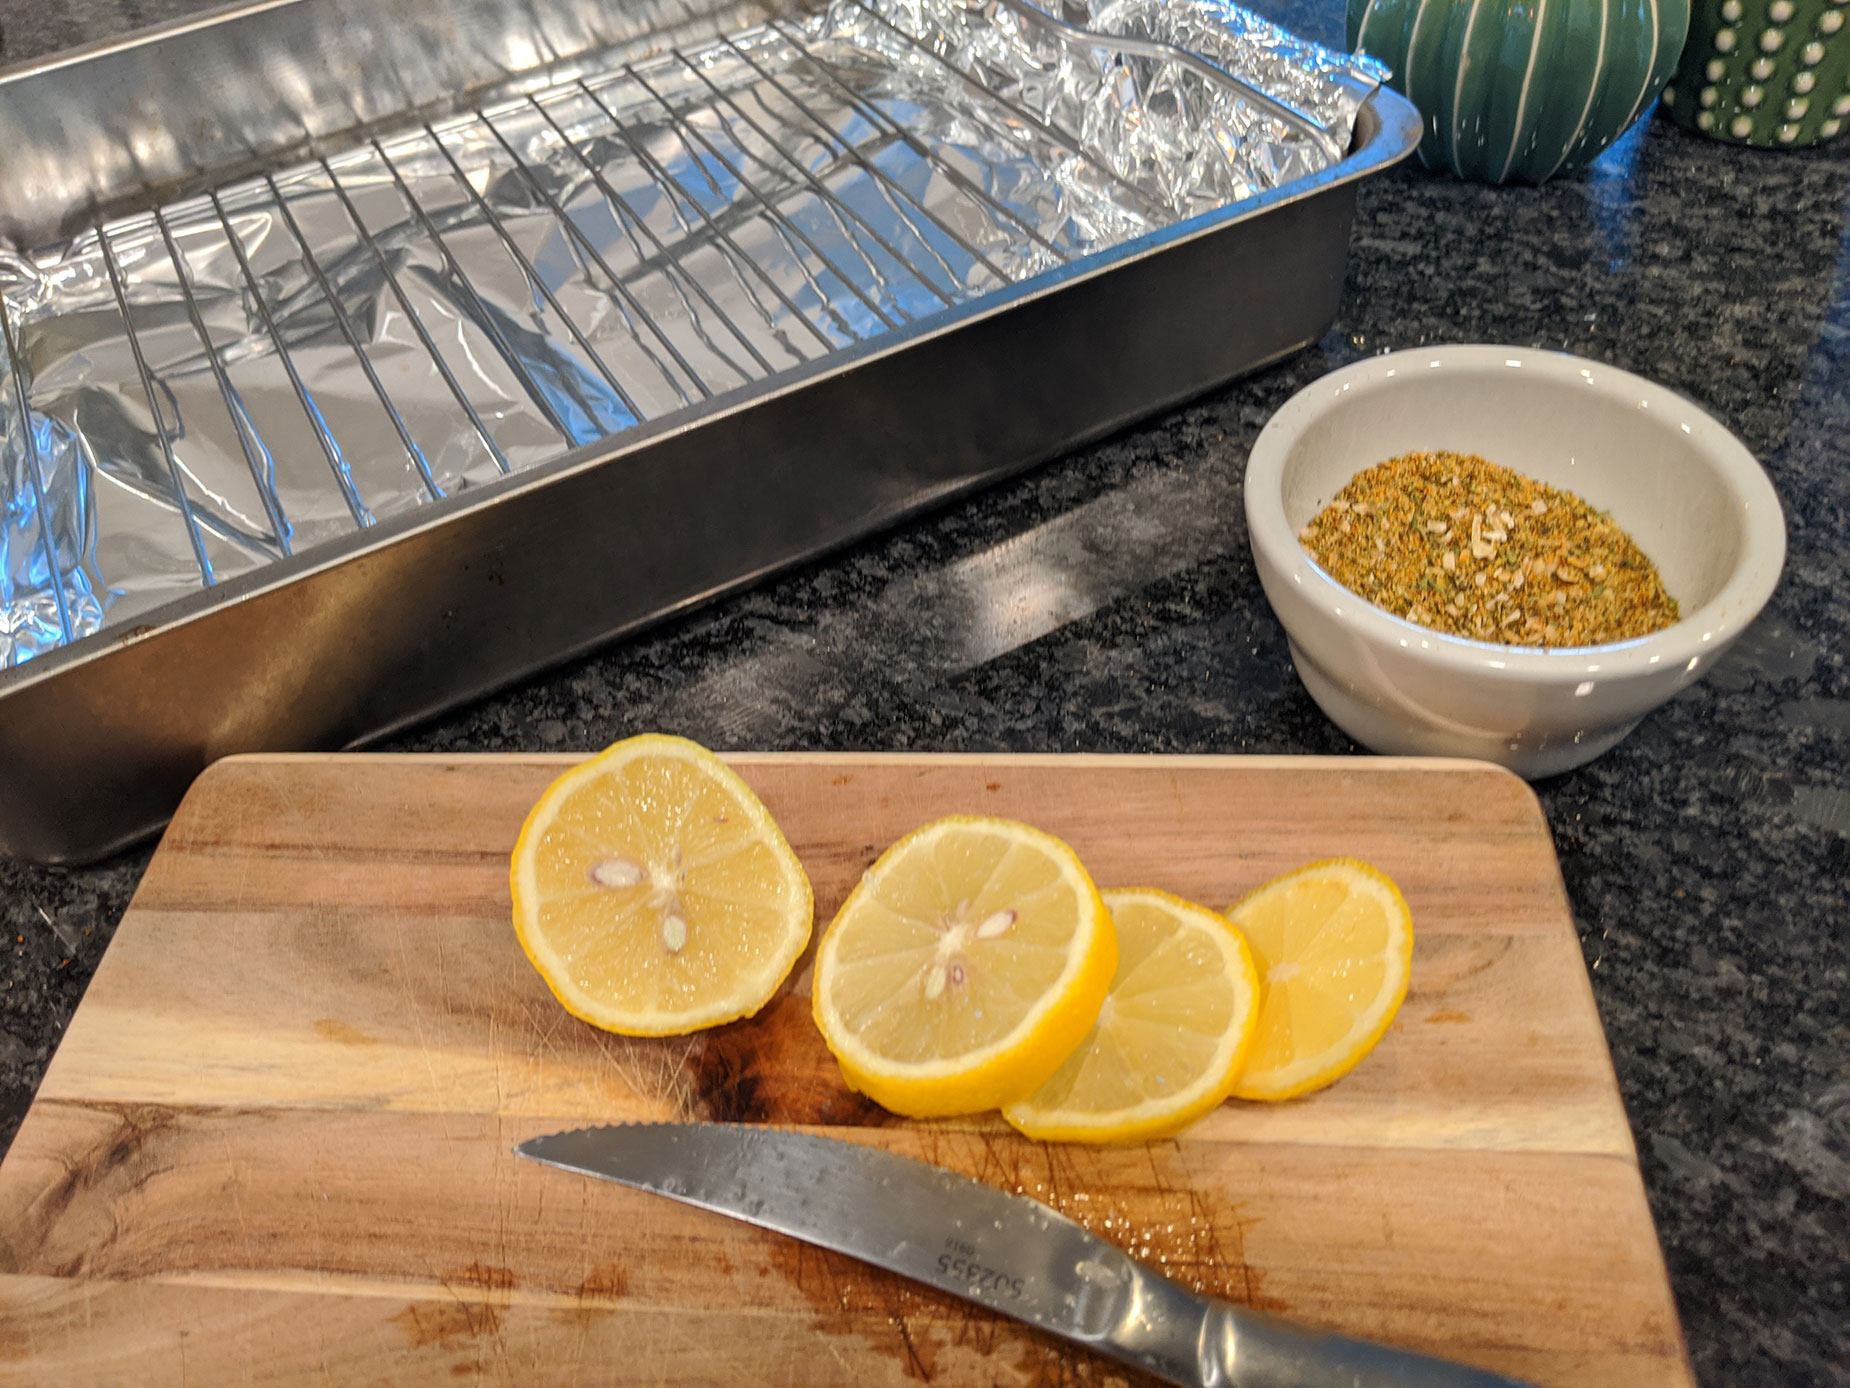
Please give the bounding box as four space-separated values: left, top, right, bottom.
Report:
0 753 1691 1388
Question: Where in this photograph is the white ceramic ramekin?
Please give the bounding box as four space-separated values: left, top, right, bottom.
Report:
1244 346 1787 777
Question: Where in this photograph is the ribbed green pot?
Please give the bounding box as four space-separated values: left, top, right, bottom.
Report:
1349 0 1692 183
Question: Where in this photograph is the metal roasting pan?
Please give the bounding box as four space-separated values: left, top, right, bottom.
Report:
0 0 1419 863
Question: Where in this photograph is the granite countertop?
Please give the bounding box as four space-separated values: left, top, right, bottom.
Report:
1 1 1846 1383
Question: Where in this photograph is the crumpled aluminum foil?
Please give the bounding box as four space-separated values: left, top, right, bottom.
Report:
840 0 1383 219
1 0 1377 668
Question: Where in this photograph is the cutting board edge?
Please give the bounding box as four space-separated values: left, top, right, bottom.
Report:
201 748 1548 778
163 748 1557 863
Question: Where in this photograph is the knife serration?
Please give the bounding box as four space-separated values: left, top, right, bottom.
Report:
516 1122 1533 1388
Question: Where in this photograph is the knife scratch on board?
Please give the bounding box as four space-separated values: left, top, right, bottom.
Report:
893 1311 932 1382
221 1135 256 1267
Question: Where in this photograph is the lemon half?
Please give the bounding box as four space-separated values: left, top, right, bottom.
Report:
510 734 813 1036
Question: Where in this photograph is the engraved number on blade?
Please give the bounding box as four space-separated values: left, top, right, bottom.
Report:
939 1237 1025 1299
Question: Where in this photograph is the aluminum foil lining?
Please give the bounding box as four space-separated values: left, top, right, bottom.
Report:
0 0 1377 669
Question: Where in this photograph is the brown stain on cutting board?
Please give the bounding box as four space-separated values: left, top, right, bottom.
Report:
690 992 889 1127
393 1300 501 1350
313 1018 379 1046
953 1131 1284 1311
393 1262 517 1366
444 1261 517 1293
549 1262 632 1331
493 990 884 1128
767 1128 1284 1385
575 1263 629 1301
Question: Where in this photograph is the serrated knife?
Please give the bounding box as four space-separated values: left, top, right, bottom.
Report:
516 1123 1533 1388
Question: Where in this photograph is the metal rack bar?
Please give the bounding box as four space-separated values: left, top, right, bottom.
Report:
413 126 665 418
518 97 784 375
718 70 972 295
669 53 962 307
96 233 218 585
845 0 1166 219
366 142 579 444
153 208 294 556
317 157 516 475
209 191 373 529
603 68 901 331
635 61 914 317
461 111 736 398
765 20 1071 262
622 63 911 324
574 78 854 350
715 34 1012 288
0 301 75 649
264 173 444 502
987 0 1326 139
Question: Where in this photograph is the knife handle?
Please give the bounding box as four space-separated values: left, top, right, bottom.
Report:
1196 1302 1538 1388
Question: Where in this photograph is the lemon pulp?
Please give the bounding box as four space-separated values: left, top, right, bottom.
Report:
811 816 1116 1117
1225 858 1412 1101
1003 888 1259 1143
510 734 813 1036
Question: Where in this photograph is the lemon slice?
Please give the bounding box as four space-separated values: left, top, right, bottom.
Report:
1224 858 1413 1101
811 816 1116 1118
509 734 813 1036
1002 888 1260 1144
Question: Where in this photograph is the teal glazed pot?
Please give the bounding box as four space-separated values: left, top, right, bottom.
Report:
1662 0 1850 146
1349 0 1692 182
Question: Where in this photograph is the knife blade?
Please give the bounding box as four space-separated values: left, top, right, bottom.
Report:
516 1123 1533 1388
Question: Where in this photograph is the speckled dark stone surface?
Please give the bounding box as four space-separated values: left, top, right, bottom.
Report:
1 2 1847 1383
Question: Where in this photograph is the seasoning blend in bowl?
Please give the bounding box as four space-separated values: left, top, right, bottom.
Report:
1298 451 1680 648
1243 346 1787 777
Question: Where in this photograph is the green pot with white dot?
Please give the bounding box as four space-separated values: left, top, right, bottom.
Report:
1349 0 1690 183
1662 0 1850 144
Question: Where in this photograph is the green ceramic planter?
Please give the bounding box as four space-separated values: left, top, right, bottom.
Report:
1350 0 1691 183
1662 0 1850 146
